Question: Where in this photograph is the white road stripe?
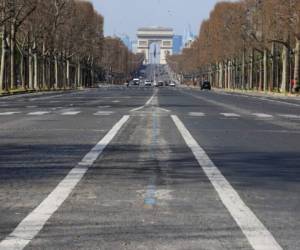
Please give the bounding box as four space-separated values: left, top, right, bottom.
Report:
253 113 273 119
189 112 205 117
94 111 114 116
27 111 50 116
130 106 144 112
172 115 282 250
0 112 20 115
0 115 130 250
278 114 300 119
221 113 241 117
30 94 64 101
61 111 81 116
130 90 157 112
146 95 155 106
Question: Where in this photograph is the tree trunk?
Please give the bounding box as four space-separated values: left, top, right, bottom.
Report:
270 42 276 91
224 61 228 89
219 62 223 88
66 58 70 89
42 41 47 89
242 49 246 89
227 59 231 89
10 24 16 90
29 47 33 89
263 49 268 91
77 59 81 88
281 46 289 93
20 53 25 89
249 49 254 89
33 41 38 90
0 28 7 91
54 55 58 89
259 58 263 91
293 37 300 92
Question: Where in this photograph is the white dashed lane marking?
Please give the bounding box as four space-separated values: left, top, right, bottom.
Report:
61 111 81 116
27 111 50 116
253 113 274 119
0 112 20 115
221 113 241 118
94 111 114 116
189 112 205 117
278 114 300 119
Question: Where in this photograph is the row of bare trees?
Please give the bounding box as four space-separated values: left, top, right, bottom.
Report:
168 0 300 93
102 37 144 84
0 0 142 93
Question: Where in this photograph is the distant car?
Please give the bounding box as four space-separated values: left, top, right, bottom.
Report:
158 81 164 87
201 81 211 90
169 82 176 87
133 78 140 85
153 81 158 87
144 80 152 87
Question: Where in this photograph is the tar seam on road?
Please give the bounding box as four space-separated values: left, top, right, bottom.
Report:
171 115 283 250
0 115 130 250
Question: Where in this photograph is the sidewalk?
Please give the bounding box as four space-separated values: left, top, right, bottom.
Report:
213 88 300 101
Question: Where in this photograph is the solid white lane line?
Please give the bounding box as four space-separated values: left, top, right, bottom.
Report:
0 115 130 250
130 106 144 112
130 90 157 112
145 94 155 106
29 94 64 101
94 111 114 116
158 107 170 112
61 111 81 116
0 112 20 115
253 113 273 119
27 111 50 115
221 113 241 118
172 115 282 250
189 112 205 117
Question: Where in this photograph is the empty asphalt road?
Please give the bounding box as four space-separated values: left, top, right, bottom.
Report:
0 85 299 250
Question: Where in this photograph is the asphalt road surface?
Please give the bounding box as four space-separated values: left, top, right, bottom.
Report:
0 83 299 250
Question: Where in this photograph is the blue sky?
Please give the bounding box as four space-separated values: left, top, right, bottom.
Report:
92 0 224 39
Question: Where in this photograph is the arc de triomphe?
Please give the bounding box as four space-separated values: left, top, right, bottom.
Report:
137 27 174 65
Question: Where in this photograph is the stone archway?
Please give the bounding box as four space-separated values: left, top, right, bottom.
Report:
137 27 174 65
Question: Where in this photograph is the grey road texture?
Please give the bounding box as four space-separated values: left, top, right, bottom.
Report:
0 67 299 250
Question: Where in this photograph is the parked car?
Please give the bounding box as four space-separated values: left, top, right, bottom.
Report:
158 81 164 87
201 81 211 90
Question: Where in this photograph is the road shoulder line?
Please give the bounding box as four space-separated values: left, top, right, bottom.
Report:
0 115 130 250
171 115 283 250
